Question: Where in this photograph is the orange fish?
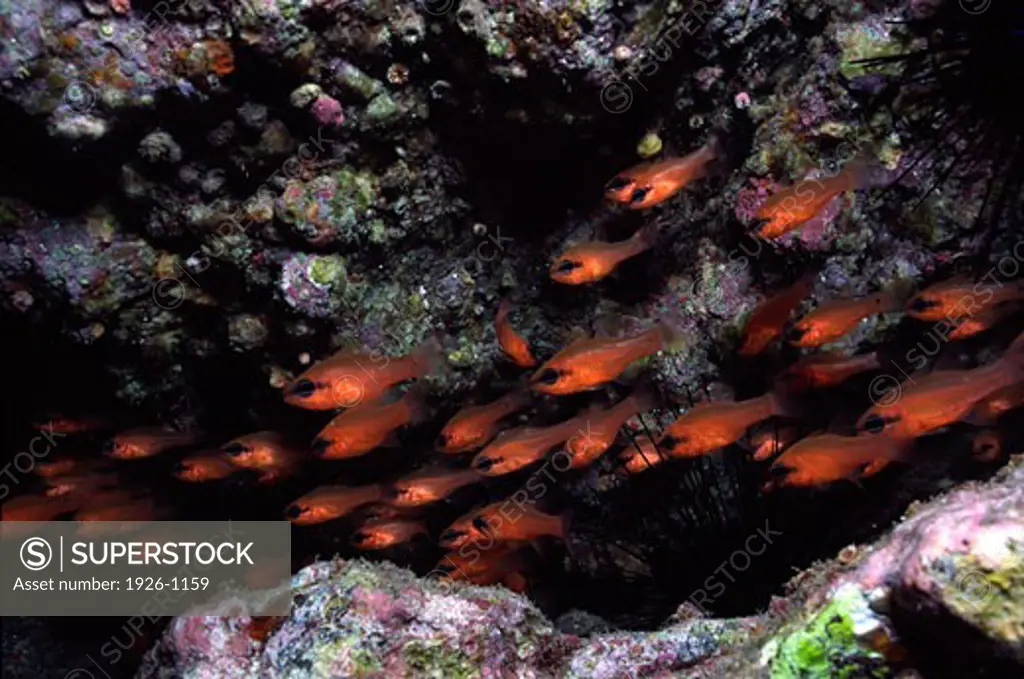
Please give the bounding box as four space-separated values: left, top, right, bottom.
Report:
496 301 537 367
357 503 421 523
617 435 666 474
605 140 718 210
658 393 796 458
222 431 300 482
44 472 120 498
739 275 814 356
436 388 531 454
971 429 1003 462
351 519 428 550
439 501 567 549
471 411 589 476
906 276 1024 322
967 381 1024 426
283 337 444 410
531 323 678 395
790 292 899 348
745 423 801 462
776 351 881 392
312 389 428 459
550 225 659 285
174 454 237 482
565 387 658 469
949 304 1020 341
2 493 78 521
34 456 108 479
105 427 198 460
434 543 536 587
767 433 913 489
389 467 482 507
284 485 384 525
32 415 106 435
755 159 869 239
857 341 1024 439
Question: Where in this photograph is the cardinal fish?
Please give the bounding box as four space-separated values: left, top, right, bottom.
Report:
436 388 531 454
776 351 881 392
283 337 444 410
767 433 913 489
434 543 536 588
471 411 590 476
389 467 482 507
174 454 237 482
2 493 79 522
790 292 899 348
605 139 718 210
312 390 428 459
439 500 567 549
857 339 1024 439
659 393 797 459
222 431 300 482
532 323 679 395
565 387 658 469
285 485 384 525
105 427 198 460
949 304 1021 341
739 275 814 356
755 158 870 240
351 519 428 550
745 423 801 462
496 301 538 367
906 276 1024 322
550 225 659 285
617 435 666 474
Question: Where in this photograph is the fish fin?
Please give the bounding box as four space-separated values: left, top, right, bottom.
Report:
881 277 917 309
626 381 661 414
412 334 448 379
767 389 804 420
627 223 660 256
841 148 881 191
592 314 624 338
497 299 512 322
565 326 591 344
657 321 687 353
401 386 431 425
860 458 891 478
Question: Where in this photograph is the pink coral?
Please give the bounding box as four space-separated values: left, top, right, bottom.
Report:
310 95 345 127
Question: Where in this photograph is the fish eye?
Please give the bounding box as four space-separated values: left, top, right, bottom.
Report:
352 531 368 543
769 464 792 477
862 415 888 433
789 325 808 339
534 368 560 385
629 187 650 204
310 437 330 454
289 378 318 398
471 516 489 531
475 456 495 471
102 439 115 452
222 442 247 455
440 529 464 542
173 462 188 473
435 433 449 448
285 504 303 519
606 176 631 191
660 434 682 449
555 259 582 273
436 563 454 573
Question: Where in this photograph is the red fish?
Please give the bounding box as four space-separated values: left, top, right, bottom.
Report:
283 338 444 410
284 485 384 525
496 301 537 367
434 543 536 587
439 500 567 549
949 304 1020 341
105 427 198 460
755 159 869 239
565 387 658 469
2 493 78 521
790 292 899 348
471 411 590 476
776 351 881 392
658 393 796 458
605 140 718 210
531 323 679 395
44 472 120 498
906 276 1024 322
222 431 300 482
857 340 1024 438
550 225 659 285
312 390 427 459
389 467 482 507
31 415 106 435
617 435 666 474
766 433 913 489
436 388 531 454
739 275 814 356
34 457 109 479
174 454 237 482
351 519 428 550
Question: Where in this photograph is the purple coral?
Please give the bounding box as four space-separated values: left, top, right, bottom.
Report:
310 95 345 127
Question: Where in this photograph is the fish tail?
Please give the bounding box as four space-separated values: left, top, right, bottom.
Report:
497 299 512 323
655 320 686 353
411 334 449 378
840 150 878 191
557 508 572 539
627 224 660 256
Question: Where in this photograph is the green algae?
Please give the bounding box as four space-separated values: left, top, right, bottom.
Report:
401 639 478 679
307 255 346 288
366 93 399 124
835 23 902 79
637 132 663 158
770 585 891 679
941 541 1024 649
